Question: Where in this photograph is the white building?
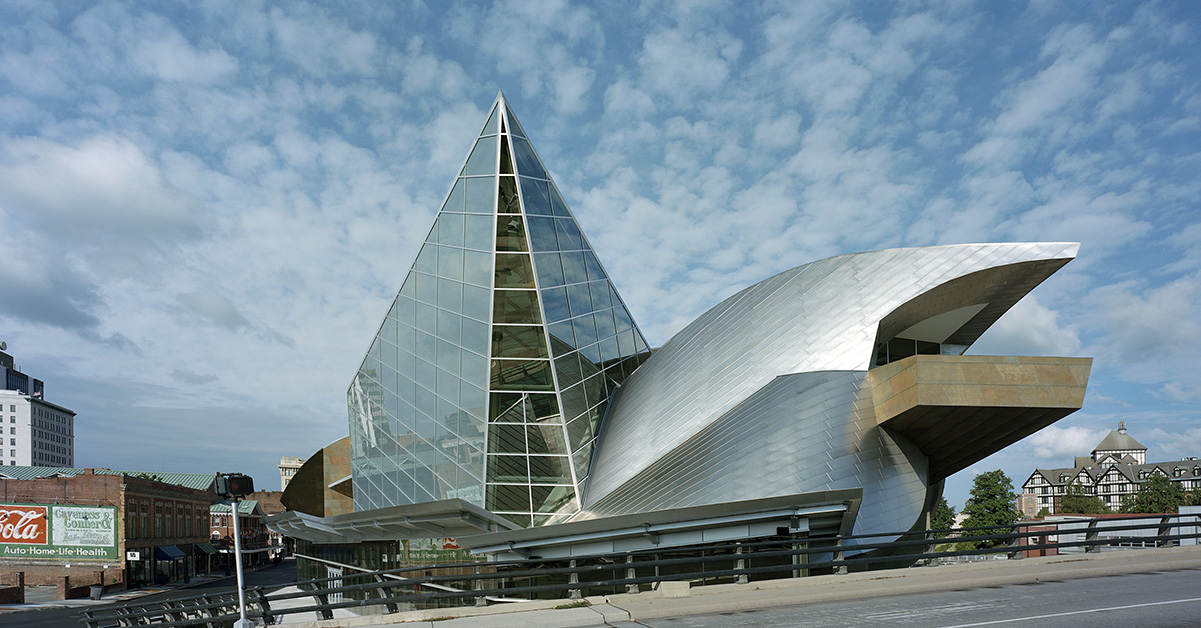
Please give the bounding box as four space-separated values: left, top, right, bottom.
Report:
1021 422 1201 515
278 456 305 490
0 349 77 467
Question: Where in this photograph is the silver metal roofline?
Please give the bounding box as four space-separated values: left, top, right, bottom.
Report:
467 503 848 555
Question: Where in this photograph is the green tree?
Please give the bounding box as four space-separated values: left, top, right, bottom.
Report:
1121 474 1186 513
1059 481 1109 514
961 470 1018 548
931 496 956 537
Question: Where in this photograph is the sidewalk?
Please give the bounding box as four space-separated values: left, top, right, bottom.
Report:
0 572 233 614
269 545 1201 628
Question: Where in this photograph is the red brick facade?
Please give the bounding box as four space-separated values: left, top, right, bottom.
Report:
0 470 215 590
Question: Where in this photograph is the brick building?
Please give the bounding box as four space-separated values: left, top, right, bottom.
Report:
0 467 217 590
210 499 270 569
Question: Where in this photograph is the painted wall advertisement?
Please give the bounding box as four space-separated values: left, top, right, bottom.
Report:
0 503 118 560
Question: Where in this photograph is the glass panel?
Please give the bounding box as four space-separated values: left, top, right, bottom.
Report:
566 415 593 445
499 135 514 174
461 350 488 386
496 216 529 252
528 424 568 457
519 177 551 215
443 179 465 213
463 251 492 289
583 251 604 281
617 329 636 357
398 322 415 354
533 487 576 517
416 272 437 304
499 513 532 528
583 373 606 408
560 252 587 285
487 423 526 454
436 311 461 345
438 246 464 281
415 244 437 274
599 335 621 365
415 355 437 396
461 382 487 419
594 307 617 340
548 184 572 218
437 278 463 313
533 253 565 288
571 448 591 482
487 455 529 483
529 456 571 484
464 135 498 176
541 286 570 322
465 178 494 214
482 106 498 136
547 320 576 350
461 317 489 355
493 290 542 324
554 218 583 250
527 393 559 420
494 253 536 288
436 367 459 401
489 393 526 422
395 296 415 326
614 305 635 333
415 377 436 417
505 104 526 138
497 176 520 214
579 342 603 371
566 282 593 317
462 283 491 321
572 314 598 346
439 213 465 247
492 325 549 359
487 484 531 514
511 137 546 179
588 281 612 310
490 359 554 391
415 303 437 336
380 315 397 344
560 383 588 421
464 214 493 251
554 352 583 389
526 216 559 251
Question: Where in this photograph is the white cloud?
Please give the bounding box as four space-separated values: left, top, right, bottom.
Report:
970 295 1081 357
132 29 238 84
1024 425 1111 462
0 135 201 247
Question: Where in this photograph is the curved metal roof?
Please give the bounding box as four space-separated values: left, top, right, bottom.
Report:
583 243 1079 519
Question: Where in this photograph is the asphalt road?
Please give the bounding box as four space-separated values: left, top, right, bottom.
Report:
632 565 1201 628
0 560 299 628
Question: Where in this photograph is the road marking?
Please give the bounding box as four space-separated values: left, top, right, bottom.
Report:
936 596 1201 627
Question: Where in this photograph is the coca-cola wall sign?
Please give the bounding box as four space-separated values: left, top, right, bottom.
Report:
0 503 118 560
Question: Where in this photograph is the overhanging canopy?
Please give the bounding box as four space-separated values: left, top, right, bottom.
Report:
265 498 520 544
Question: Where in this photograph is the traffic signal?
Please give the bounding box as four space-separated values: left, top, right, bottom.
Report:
217 473 254 498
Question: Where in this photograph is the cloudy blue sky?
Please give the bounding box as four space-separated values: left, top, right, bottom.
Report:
1 0 1198 508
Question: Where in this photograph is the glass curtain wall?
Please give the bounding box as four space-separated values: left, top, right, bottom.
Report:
348 95 651 527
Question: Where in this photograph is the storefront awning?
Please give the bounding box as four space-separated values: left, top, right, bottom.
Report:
155 545 186 561
194 542 217 555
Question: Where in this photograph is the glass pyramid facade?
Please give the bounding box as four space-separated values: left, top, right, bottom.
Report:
348 94 652 527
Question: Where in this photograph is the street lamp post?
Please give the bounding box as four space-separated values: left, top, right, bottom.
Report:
217 473 255 628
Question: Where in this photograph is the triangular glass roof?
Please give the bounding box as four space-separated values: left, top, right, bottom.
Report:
348 93 651 526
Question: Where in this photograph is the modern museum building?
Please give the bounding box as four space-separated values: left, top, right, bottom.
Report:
269 94 1092 569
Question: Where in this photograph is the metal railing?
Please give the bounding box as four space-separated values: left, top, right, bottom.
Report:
79 513 1200 627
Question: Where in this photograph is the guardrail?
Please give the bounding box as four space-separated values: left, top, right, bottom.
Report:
79 513 1200 627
